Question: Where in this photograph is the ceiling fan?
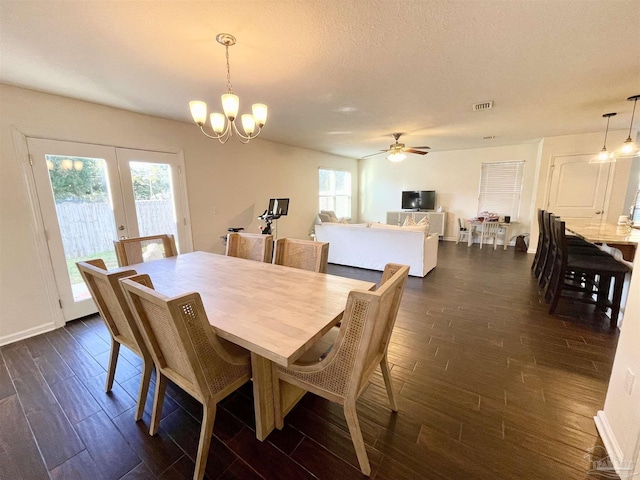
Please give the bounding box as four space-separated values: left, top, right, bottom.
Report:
362 133 430 162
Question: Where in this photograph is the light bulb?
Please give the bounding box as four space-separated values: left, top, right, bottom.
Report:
597 149 609 161
61 159 73 170
252 104 268 127
210 113 226 133
222 93 239 120
241 114 256 136
189 101 207 125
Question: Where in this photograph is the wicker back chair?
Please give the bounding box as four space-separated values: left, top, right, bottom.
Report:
272 263 410 475
120 275 251 480
114 234 177 266
76 259 153 421
273 238 329 273
226 232 273 263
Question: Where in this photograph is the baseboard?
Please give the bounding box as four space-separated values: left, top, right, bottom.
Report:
594 411 627 473
0 322 57 347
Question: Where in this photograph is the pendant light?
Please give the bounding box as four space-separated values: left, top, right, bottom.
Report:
590 113 617 164
618 94 640 158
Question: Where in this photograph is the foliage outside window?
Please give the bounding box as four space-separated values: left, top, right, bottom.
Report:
319 169 351 219
477 161 525 219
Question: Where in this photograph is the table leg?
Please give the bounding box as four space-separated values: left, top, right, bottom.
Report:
251 352 275 441
468 224 473 247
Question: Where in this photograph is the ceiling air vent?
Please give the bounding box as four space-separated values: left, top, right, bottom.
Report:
473 101 493 111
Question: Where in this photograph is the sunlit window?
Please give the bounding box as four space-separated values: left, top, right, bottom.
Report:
319 168 351 219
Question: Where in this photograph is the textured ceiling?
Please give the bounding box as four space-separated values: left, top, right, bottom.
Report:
1 0 639 159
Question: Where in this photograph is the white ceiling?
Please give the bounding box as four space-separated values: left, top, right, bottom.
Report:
1 0 639 159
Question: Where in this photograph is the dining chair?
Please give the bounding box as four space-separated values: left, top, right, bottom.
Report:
531 209 545 273
545 218 629 328
226 232 273 262
114 234 177 266
456 218 471 244
76 259 153 421
273 237 329 273
119 275 251 480
479 221 500 249
272 263 410 476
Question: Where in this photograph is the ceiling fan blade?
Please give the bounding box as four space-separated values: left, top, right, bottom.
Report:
360 151 386 159
408 146 431 150
404 149 429 155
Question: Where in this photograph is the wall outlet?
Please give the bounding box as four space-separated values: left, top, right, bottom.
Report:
624 368 635 395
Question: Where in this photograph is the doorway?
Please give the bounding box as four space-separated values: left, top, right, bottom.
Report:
27 138 190 322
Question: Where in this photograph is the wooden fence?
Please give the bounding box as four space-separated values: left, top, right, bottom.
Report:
56 200 177 257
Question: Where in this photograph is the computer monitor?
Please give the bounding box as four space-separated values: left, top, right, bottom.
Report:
268 198 289 216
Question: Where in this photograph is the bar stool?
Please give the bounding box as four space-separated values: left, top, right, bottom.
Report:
546 218 630 328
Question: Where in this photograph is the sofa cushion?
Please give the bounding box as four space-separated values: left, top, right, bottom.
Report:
318 213 333 223
417 216 429 226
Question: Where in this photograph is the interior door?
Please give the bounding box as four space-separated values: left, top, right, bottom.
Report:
28 138 188 322
547 154 613 221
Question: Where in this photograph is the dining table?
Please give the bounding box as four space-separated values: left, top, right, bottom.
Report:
115 251 376 441
565 220 640 263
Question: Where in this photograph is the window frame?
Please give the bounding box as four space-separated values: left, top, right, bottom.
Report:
318 168 352 219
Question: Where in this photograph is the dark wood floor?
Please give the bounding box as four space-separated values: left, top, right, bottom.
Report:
0 242 621 479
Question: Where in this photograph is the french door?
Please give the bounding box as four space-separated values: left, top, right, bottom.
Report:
547 154 613 221
28 138 189 322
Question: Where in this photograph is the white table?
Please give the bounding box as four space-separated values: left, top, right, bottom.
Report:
117 251 375 440
466 220 515 250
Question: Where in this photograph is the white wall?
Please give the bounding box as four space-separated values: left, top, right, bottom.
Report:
596 263 640 475
0 84 357 344
530 129 634 251
359 143 540 241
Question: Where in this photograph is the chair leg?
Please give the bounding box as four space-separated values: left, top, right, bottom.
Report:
379 356 398 412
344 401 371 476
105 339 120 393
134 357 153 421
193 400 216 480
150 373 167 436
609 273 625 329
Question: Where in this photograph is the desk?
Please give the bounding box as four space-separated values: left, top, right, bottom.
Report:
118 251 375 440
467 221 515 250
565 221 640 263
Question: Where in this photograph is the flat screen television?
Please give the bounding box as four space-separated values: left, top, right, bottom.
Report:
401 191 436 211
268 198 289 216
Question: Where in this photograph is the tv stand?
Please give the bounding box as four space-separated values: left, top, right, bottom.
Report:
387 211 446 238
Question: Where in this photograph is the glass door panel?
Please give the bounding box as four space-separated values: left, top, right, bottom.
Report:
45 155 120 302
28 138 125 321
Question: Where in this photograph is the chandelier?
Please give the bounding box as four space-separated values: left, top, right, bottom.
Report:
189 33 267 144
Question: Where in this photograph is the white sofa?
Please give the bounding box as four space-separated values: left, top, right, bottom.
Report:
314 223 438 277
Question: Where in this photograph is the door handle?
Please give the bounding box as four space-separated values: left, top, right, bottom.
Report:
595 211 602 215
118 225 125 230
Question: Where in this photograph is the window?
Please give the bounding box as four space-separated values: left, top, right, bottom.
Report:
319 168 351 218
477 161 525 219
632 189 640 223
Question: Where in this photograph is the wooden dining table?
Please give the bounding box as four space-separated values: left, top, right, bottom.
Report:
115 251 376 440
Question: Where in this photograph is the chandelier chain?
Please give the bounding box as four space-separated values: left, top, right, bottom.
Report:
627 97 637 139
225 45 233 94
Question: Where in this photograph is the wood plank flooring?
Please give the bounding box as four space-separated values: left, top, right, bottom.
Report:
0 242 621 479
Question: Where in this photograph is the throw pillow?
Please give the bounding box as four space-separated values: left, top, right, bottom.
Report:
320 210 339 223
417 216 429 226
318 213 332 223
339 218 349 224
403 216 417 226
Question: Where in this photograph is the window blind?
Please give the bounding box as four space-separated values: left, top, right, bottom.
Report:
477 161 525 219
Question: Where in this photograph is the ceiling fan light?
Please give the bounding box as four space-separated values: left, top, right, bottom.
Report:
189 101 207 125
388 152 406 162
